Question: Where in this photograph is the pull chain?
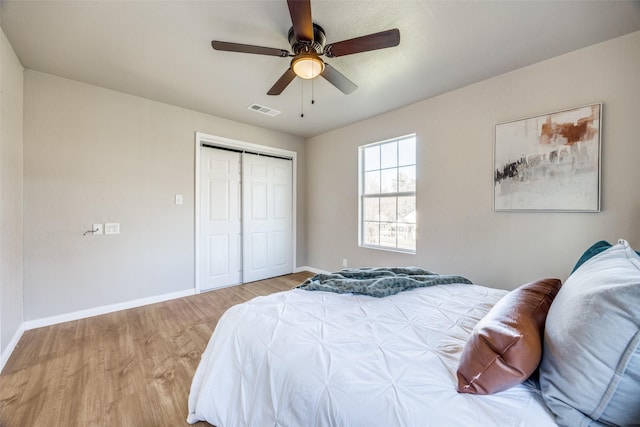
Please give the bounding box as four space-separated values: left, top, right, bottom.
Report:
300 80 304 118
311 78 315 105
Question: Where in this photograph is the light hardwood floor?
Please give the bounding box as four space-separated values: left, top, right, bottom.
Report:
0 271 314 427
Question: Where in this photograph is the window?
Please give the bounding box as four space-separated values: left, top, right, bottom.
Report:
359 134 416 253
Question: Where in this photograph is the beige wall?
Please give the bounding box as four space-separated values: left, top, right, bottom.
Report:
23 70 306 321
1 26 24 360
306 31 640 290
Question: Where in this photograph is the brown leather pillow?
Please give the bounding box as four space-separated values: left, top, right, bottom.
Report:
456 278 562 394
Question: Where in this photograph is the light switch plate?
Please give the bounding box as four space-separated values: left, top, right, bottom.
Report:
104 223 120 235
93 223 104 235
175 194 183 205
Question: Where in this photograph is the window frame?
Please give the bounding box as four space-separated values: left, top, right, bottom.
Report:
358 134 417 254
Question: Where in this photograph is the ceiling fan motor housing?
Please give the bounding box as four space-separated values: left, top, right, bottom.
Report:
288 23 326 55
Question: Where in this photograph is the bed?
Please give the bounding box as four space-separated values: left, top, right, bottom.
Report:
187 242 640 427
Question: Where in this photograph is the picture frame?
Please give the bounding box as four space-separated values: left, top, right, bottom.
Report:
494 103 602 212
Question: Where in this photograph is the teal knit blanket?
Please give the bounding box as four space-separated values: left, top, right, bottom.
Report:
297 267 472 298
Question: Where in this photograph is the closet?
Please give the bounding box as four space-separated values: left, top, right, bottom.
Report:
199 144 293 291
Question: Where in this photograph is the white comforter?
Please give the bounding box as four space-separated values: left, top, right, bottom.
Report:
187 283 557 427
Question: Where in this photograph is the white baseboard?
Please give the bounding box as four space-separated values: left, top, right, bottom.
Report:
24 288 196 331
294 266 329 274
1 322 25 374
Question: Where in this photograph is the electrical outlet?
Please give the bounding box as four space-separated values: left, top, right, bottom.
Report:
342 258 348 268
92 224 103 235
104 223 120 235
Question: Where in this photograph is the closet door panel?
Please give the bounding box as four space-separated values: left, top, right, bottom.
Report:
243 153 293 283
199 148 242 290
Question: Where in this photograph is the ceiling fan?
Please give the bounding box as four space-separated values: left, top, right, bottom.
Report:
211 0 400 96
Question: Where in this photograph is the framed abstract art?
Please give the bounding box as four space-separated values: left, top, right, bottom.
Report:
494 103 602 212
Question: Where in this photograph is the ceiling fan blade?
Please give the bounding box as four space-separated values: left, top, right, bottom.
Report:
211 41 289 57
287 0 313 42
324 28 400 58
267 68 297 95
321 63 357 95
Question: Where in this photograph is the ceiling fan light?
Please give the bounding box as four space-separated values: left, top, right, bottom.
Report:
292 55 325 79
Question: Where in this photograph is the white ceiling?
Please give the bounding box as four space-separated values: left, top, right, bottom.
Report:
2 1 640 138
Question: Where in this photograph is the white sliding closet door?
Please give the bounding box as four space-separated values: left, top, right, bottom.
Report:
199 147 242 291
242 153 293 283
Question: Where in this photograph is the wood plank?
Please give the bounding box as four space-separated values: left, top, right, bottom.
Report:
0 272 314 426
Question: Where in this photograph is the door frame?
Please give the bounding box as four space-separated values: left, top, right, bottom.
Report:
194 131 297 293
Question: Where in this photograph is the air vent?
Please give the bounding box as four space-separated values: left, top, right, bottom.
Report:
248 103 282 117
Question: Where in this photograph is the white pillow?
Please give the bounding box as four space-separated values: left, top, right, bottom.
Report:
539 239 640 426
